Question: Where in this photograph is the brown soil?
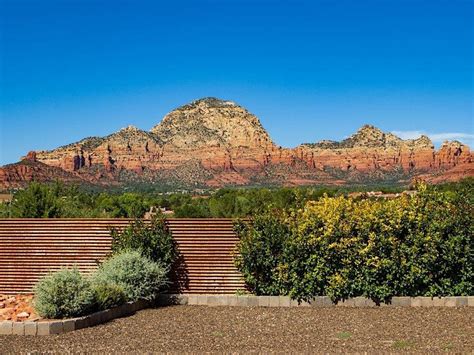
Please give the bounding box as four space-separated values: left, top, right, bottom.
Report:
1 305 473 353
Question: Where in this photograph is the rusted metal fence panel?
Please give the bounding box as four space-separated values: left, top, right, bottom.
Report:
0 218 245 295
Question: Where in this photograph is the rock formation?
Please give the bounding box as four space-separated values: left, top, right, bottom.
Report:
0 158 92 189
1 97 472 190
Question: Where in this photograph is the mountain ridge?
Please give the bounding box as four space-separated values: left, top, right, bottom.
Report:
1 97 472 190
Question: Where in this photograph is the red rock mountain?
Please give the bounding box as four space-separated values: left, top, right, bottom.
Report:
1 98 472 190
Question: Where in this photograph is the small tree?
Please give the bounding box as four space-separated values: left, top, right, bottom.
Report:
11 182 62 217
234 213 290 295
110 215 177 270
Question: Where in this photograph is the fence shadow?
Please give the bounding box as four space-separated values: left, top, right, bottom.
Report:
169 248 189 294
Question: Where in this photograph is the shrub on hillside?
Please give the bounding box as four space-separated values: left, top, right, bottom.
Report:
34 268 95 318
93 251 168 302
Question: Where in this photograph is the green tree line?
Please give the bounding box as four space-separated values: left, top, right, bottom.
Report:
0 179 471 218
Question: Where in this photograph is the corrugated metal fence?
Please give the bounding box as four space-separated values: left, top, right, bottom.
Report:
0 218 245 295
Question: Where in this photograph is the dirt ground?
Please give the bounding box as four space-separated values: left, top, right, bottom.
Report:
1 305 473 353
0 294 38 322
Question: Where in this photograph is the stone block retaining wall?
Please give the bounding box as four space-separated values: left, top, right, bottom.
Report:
157 294 474 308
0 300 149 336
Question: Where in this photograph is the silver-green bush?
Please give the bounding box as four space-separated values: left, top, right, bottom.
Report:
94 250 168 302
92 282 127 310
34 267 95 318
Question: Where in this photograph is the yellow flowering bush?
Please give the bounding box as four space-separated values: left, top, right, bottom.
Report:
235 182 473 303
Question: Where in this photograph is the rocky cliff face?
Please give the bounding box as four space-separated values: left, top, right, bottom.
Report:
1 98 472 189
0 152 95 189
298 125 436 174
150 98 275 172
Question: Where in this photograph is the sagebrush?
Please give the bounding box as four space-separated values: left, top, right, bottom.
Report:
34 268 95 318
92 282 127 310
94 250 168 302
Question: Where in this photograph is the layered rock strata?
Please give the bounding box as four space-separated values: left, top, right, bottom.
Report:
1 97 472 189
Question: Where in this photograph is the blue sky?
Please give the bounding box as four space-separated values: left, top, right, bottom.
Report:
1 0 473 165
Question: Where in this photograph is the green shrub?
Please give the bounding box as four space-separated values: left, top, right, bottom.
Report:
94 251 168 302
234 213 290 295
111 215 176 269
92 282 127 310
34 268 95 318
234 183 473 303
11 181 62 218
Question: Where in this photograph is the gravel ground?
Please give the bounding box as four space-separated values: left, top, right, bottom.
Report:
2 305 473 353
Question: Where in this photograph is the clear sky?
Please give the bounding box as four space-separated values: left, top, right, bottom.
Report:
1 0 473 165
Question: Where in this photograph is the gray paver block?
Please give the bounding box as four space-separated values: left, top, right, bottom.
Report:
176 295 188 305
88 312 101 327
299 300 312 307
12 322 25 335
310 296 333 307
468 296 474 307
236 296 249 307
337 298 356 307
127 301 138 313
101 309 112 322
108 307 120 319
24 322 37 336
290 298 300 307
227 296 239 307
352 297 368 307
109 306 121 319
196 295 208 306
411 297 422 307
390 297 411 307
216 296 229 306
247 296 258 307
445 297 457 307
420 297 433 307
279 296 291 307
207 295 218 306
49 321 63 335
133 300 143 310
0 321 13 335
37 322 51 336
102 309 113 322
268 296 280 307
116 303 130 317
432 297 445 307
187 294 198 305
258 296 271 307
456 297 468 306
62 319 76 333
74 316 89 330
135 299 149 310
365 298 377 307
